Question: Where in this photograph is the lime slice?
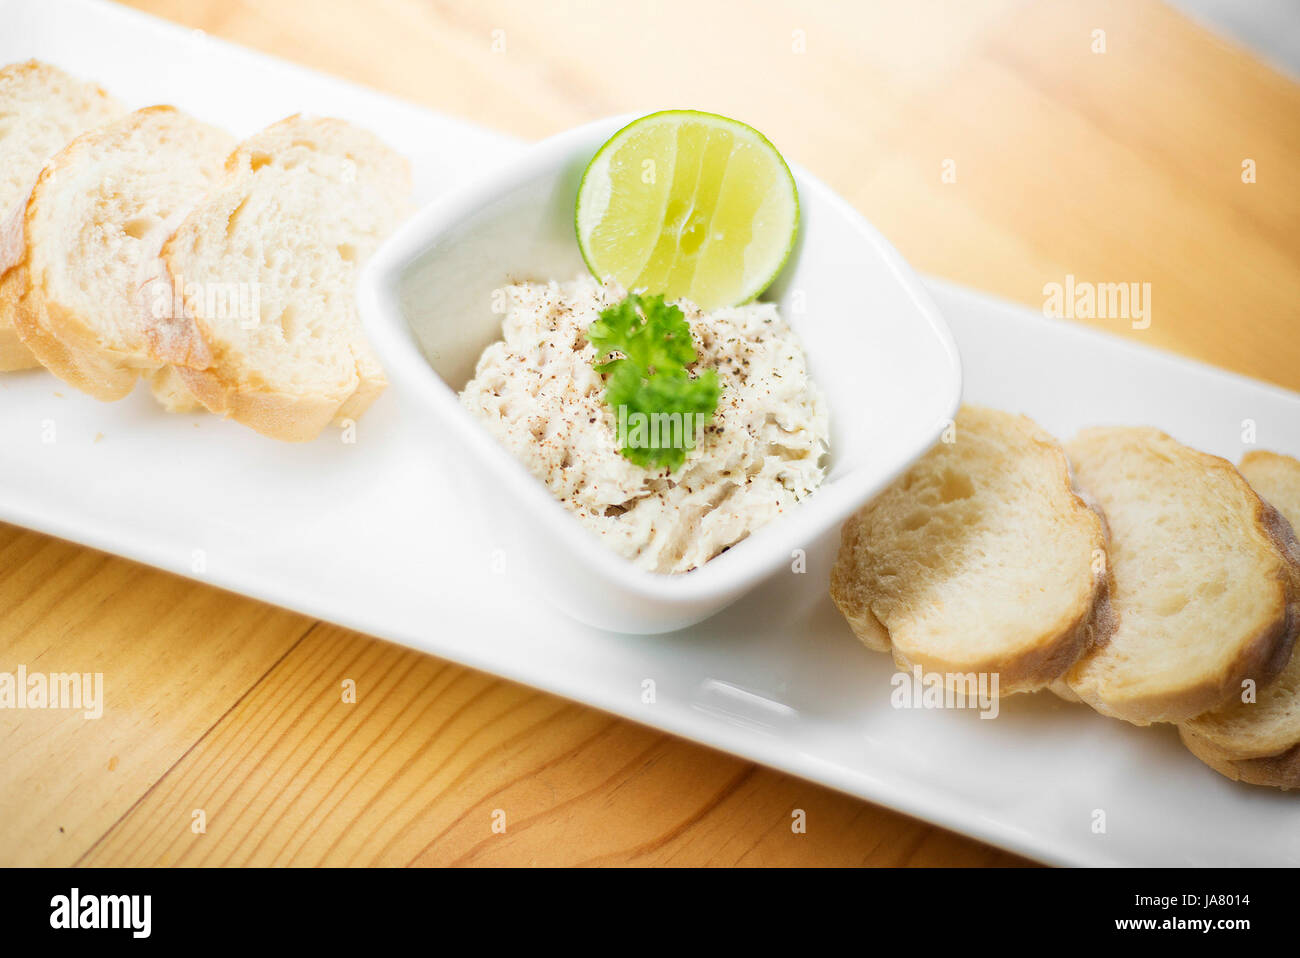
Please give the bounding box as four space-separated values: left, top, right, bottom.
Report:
576 110 799 311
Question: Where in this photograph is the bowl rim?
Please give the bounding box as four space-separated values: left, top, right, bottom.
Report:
358 114 962 604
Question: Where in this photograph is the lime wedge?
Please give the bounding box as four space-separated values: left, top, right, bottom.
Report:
576 110 799 311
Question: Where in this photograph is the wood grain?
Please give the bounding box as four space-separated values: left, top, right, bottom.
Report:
4 0 1299 866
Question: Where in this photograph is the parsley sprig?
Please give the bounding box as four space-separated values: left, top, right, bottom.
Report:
588 293 720 472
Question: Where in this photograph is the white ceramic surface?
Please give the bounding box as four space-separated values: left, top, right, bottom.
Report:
358 116 962 633
3 0 1300 866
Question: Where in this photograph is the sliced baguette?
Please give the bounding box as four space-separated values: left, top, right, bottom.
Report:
1063 429 1300 725
0 60 122 370
147 115 412 441
829 404 1113 695
12 106 233 399
1179 450 1300 788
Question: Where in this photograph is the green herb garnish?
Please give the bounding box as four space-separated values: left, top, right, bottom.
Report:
588 293 721 472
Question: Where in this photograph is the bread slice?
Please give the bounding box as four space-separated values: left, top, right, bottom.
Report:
829 404 1113 695
147 115 412 441
0 60 122 370
12 106 233 399
1179 450 1300 788
1062 429 1300 725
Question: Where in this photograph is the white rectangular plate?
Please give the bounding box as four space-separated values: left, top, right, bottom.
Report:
4 0 1299 867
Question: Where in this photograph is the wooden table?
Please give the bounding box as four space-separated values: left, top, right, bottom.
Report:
3 0 1297 866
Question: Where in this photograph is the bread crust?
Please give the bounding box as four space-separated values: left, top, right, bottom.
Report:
152 251 384 441
11 106 230 401
1176 452 1300 786
0 61 121 372
16 266 141 400
174 360 347 443
0 202 36 368
334 362 388 425
829 515 892 651
1065 431 1300 725
0 269 39 370
147 114 403 442
1179 725 1300 790
829 405 1113 695
2 159 45 373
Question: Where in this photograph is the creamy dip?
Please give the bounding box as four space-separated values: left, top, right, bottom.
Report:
460 276 829 573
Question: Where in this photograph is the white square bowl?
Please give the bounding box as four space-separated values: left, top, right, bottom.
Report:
358 115 961 634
